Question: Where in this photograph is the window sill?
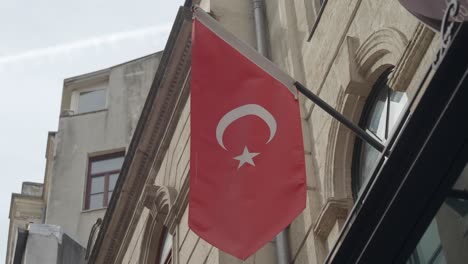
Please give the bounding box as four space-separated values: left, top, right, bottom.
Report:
60 109 107 118
81 207 107 214
307 0 329 42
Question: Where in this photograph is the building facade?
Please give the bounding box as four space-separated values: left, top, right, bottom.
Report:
6 182 45 264
87 0 468 263
89 0 468 263
6 53 163 263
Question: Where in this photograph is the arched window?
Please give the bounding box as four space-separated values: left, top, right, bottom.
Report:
157 228 172 264
352 68 408 197
141 220 173 264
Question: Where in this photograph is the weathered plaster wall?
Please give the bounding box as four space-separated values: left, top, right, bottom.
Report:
23 225 62 264
21 224 86 264
45 53 162 246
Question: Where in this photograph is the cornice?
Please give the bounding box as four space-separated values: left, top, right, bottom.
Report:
388 23 435 92
313 199 352 238
89 6 192 264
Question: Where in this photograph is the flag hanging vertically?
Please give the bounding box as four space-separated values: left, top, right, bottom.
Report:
189 7 306 260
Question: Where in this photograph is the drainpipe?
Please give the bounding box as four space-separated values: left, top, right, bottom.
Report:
251 1 290 264
252 0 270 57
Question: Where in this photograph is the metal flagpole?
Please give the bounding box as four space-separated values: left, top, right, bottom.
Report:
294 81 385 153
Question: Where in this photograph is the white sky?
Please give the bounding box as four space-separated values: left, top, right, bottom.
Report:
0 0 183 260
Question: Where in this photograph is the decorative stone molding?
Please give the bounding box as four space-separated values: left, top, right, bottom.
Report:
150 185 178 219
313 199 352 238
355 27 409 79
334 36 368 96
389 23 435 92
323 23 435 205
165 175 189 234
142 184 177 218
140 213 165 264
142 184 160 210
323 25 431 202
324 88 357 201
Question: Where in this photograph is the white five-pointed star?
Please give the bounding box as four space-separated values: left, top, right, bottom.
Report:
233 146 260 169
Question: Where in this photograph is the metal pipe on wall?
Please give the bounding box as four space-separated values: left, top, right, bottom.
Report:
251 1 290 263
275 227 291 264
252 0 270 57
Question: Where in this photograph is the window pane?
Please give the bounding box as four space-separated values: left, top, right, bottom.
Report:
388 91 408 133
90 176 105 194
91 156 124 174
77 89 106 113
366 86 388 141
109 173 118 191
407 162 468 263
108 191 113 203
358 142 381 193
89 193 104 209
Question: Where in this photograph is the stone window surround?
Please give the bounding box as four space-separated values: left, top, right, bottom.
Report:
312 23 434 263
70 84 108 114
137 184 180 264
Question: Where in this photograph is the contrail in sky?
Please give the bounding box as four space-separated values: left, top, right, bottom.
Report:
0 24 171 65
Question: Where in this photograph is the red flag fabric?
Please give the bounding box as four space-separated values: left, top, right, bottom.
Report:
189 8 306 260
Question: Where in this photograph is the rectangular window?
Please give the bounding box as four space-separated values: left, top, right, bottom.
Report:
85 152 125 210
77 88 107 114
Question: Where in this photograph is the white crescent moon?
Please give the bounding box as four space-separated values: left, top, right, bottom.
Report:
216 104 277 150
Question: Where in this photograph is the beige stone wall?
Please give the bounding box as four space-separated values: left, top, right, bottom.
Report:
263 0 437 263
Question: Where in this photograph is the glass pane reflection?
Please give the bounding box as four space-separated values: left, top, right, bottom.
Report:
77 89 106 113
367 85 388 141
89 193 104 209
408 163 468 264
359 142 381 190
388 91 408 131
357 78 408 194
91 156 124 174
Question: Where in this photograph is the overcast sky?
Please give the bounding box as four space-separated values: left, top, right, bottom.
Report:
0 0 183 260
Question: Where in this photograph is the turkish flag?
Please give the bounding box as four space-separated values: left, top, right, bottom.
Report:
190 8 306 260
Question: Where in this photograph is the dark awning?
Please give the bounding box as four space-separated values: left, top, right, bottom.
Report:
399 0 468 31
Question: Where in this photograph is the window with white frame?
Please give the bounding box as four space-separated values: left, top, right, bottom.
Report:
77 88 107 114
70 81 108 114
